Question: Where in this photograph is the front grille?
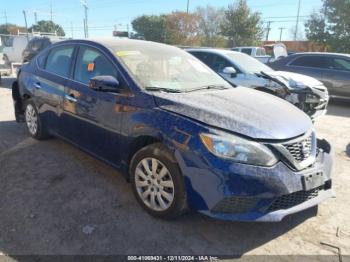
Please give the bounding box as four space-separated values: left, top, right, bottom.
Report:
267 186 324 212
283 135 312 162
212 197 257 214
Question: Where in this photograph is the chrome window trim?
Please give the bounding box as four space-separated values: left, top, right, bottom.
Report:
35 41 135 96
287 55 350 73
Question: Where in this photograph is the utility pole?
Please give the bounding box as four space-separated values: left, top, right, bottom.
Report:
70 21 74 38
186 0 190 14
294 0 301 41
50 0 53 22
22 10 29 39
4 10 8 32
265 21 272 41
279 27 285 41
34 11 38 24
81 0 88 38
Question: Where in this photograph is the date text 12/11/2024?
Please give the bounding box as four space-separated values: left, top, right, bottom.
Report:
127 256 220 261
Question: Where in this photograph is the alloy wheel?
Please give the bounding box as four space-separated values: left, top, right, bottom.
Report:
135 158 175 211
25 104 38 136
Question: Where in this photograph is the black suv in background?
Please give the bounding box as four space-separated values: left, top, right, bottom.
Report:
22 37 64 63
268 53 350 101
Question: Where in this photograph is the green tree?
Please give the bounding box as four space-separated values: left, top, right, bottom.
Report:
195 5 226 47
131 15 167 43
305 0 350 52
220 0 264 47
29 20 65 36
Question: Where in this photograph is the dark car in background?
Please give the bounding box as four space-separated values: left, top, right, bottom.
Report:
269 53 350 101
22 37 64 63
187 48 329 120
12 39 334 222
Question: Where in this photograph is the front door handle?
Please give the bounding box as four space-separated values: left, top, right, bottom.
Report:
34 82 41 89
65 94 77 103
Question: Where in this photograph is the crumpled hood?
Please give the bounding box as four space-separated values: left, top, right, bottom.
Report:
264 71 326 90
154 87 313 140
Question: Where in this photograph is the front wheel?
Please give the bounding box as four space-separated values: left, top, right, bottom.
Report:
130 143 187 219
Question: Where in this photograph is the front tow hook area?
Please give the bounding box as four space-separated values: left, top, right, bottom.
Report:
317 139 331 154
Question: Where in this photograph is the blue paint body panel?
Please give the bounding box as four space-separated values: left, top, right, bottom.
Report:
15 39 334 222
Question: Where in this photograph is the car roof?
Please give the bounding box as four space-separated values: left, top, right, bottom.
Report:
186 48 242 56
54 38 181 52
234 46 260 49
292 52 350 58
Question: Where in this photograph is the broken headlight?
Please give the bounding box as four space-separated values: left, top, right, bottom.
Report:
289 79 306 89
200 133 278 166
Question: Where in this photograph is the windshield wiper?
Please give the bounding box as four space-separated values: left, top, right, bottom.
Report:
145 86 183 93
185 84 229 93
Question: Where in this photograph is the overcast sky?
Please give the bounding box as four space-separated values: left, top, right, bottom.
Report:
2 0 323 40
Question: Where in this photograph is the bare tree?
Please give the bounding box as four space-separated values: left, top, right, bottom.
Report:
195 5 226 47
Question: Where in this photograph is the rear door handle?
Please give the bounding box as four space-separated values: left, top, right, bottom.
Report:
34 82 41 89
65 94 77 103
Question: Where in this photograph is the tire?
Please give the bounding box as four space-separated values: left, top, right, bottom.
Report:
130 143 187 219
24 100 50 140
3 55 10 67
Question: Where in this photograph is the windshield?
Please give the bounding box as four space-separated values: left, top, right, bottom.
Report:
226 52 273 74
111 42 231 92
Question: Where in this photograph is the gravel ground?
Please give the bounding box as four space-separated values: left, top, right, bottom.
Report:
0 77 349 259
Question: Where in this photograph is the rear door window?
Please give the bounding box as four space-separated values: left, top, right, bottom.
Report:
73 46 117 85
289 56 329 69
45 45 74 78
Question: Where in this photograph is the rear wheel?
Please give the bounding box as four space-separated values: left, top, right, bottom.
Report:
24 101 50 140
130 143 187 219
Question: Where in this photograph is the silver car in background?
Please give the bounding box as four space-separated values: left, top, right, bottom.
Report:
187 48 329 120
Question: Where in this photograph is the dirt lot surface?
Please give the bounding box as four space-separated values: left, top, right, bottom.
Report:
0 77 349 259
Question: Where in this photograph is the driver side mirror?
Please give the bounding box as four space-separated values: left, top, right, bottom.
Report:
89 75 120 92
222 67 237 78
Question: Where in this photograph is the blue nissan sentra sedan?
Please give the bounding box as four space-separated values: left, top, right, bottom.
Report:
12 39 334 222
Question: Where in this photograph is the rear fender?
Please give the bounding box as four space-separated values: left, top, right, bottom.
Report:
12 80 25 122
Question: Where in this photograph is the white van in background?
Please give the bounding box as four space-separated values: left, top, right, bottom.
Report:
3 36 32 65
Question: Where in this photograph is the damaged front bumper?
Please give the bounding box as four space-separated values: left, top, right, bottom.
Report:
175 138 334 222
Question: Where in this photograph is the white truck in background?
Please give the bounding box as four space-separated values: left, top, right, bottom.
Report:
232 43 288 64
231 46 271 63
